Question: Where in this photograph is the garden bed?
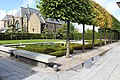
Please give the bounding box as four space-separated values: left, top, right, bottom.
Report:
14 40 106 57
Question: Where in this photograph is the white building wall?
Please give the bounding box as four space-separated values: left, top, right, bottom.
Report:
0 20 4 29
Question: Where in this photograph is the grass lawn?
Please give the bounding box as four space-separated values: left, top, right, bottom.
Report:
0 39 65 45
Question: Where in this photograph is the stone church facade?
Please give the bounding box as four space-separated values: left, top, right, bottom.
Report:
1 7 62 33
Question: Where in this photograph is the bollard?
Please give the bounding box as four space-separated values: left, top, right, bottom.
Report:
53 64 58 71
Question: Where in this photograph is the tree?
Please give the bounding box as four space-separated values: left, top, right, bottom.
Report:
5 24 16 39
74 0 95 52
37 0 83 58
42 27 53 39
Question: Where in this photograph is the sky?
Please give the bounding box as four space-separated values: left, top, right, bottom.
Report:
0 0 120 32
73 0 120 32
0 0 36 20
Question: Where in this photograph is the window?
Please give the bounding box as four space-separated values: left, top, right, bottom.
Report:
15 20 20 31
32 28 34 32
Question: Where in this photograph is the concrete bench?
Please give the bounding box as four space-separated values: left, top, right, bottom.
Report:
3 42 54 47
0 46 17 53
13 50 57 67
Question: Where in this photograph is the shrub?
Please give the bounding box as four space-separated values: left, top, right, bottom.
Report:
84 44 92 49
16 43 75 57
70 43 92 50
49 51 66 57
70 43 82 50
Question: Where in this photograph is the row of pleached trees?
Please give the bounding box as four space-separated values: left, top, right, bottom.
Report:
37 0 120 58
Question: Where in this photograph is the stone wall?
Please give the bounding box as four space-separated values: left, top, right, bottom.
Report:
0 21 4 29
28 13 41 33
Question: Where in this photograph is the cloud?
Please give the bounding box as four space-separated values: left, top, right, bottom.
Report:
73 23 99 33
21 0 35 8
105 0 119 14
0 10 6 20
93 0 106 6
7 9 18 16
0 0 36 20
0 9 18 20
115 15 120 21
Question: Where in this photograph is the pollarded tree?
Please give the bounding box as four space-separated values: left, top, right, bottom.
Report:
37 0 83 58
111 16 120 41
89 0 98 49
92 1 106 46
73 0 95 52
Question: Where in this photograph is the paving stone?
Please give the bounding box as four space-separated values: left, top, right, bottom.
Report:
2 76 21 80
24 74 45 80
11 72 26 79
108 63 120 80
65 70 78 75
89 52 120 80
0 42 120 80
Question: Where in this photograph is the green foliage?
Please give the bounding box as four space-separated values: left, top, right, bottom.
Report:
16 43 75 57
37 0 81 22
49 51 66 57
18 44 64 54
56 23 77 39
42 27 54 39
70 43 82 50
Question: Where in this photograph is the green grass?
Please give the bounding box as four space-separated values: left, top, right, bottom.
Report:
0 39 65 45
86 39 106 43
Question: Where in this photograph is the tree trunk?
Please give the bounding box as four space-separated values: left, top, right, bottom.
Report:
117 32 119 41
82 24 85 53
92 26 95 49
118 32 119 40
111 31 113 43
100 28 102 47
66 20 70 58
54 24 56 39
108 29 110 44
111 30 113 43
104 29 106 45
113 31 115 42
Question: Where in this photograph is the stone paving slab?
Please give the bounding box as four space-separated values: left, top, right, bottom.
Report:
2 76 21 80
0 42 120 80
108 63 120 80
57 42 119 71
73 49 117 79
73 44 120 80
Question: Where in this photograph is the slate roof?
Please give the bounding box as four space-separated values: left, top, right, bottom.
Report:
46 18 62 25
15 7 45 23
2 15 12 21
15 7 39 17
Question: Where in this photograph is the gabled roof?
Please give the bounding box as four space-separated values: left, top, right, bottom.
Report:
15 7 45 23
2 15 12 21
15 7 40 17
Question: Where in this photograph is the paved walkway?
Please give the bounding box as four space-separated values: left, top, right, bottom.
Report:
57 42 119 71
0 42 120 80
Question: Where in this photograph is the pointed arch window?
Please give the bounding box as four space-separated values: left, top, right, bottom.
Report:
15 20 20 30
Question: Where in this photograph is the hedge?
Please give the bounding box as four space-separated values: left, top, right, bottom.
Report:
0 32 114 40
0 33 54 40
15 40 111 57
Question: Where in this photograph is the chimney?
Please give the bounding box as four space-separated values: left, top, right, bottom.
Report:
27 4 31 15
